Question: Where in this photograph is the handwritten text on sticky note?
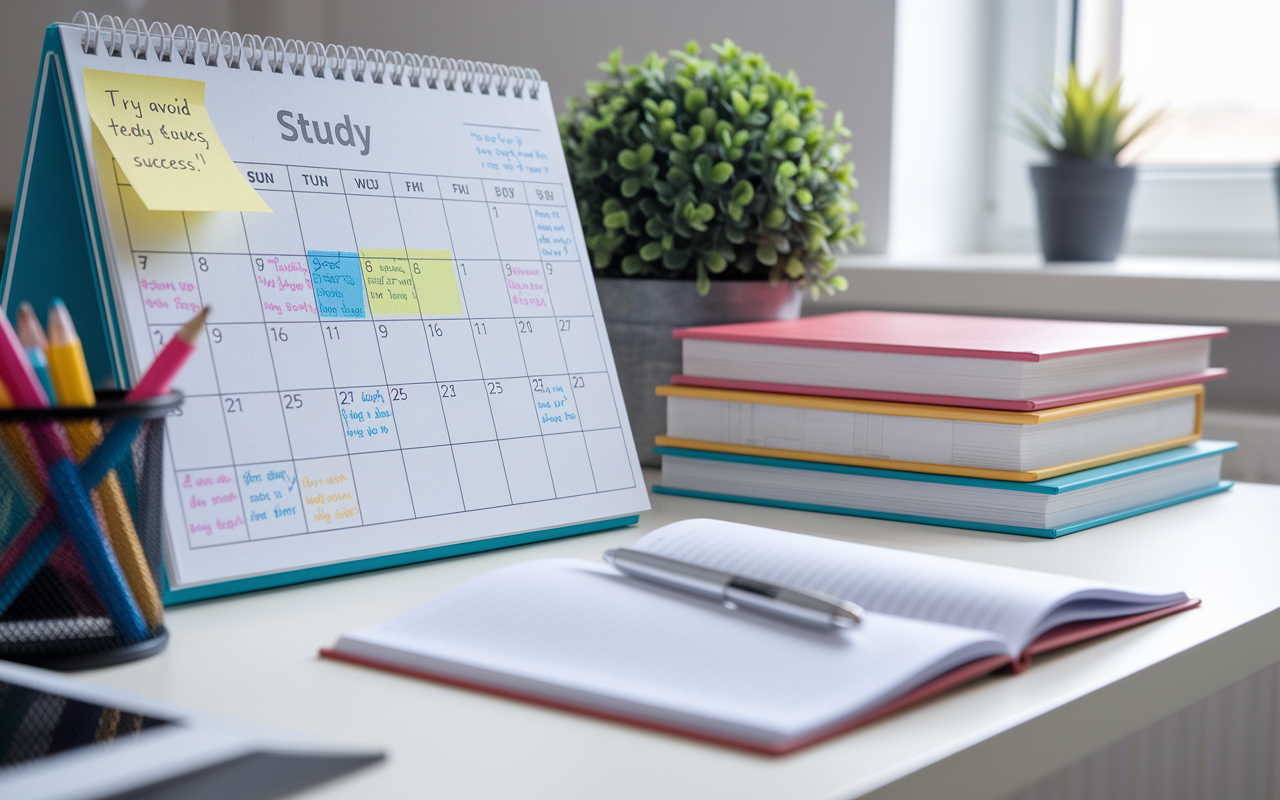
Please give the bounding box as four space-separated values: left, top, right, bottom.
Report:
83 69 270 212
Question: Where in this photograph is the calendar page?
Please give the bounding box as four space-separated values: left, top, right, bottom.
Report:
62 29 648 590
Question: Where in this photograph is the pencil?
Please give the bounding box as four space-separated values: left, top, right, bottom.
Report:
17 302 56 405
0 378 41 513
0 305 209 620
127 306 209 401
0 310 146 642
48 299 162 627
0 423 131 609
0 412 141 615
0 311 49 409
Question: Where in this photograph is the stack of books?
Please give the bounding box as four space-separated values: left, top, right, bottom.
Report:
653 311 1238 538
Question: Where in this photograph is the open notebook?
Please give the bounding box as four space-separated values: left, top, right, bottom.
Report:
322 520 1197 753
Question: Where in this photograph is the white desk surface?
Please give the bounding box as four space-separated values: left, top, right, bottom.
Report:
73 472 1280 800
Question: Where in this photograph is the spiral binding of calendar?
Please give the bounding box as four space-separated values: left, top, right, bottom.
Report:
70 11 541 99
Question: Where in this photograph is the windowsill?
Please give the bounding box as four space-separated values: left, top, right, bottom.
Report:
812 253 1280 325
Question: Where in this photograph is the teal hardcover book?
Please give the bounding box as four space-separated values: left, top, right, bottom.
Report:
3 17 649 603
654 441 1236 538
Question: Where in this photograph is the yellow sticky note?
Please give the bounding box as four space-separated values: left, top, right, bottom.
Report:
83 68 270 212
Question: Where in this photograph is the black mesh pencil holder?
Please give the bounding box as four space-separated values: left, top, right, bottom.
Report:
0 391 181 670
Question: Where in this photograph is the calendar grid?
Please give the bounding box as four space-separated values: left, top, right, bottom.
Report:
114 160 633 550
529 198 618 493
284 177 371 531
509 201 600 495
114 177 257 544
238 213 301 478
435 179 518 509
176 197 258 540
480 182 580 496
383 183 442 519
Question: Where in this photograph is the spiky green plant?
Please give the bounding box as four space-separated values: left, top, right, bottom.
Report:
559 40 863 296
1017 65 1162 163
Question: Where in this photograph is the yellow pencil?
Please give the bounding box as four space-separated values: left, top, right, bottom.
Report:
48 298 163 627
0 374 45 508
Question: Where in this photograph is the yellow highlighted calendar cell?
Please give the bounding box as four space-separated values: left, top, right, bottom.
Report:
358 250 421 316
408 250 465 315
358 249 464 316
83 68 270 212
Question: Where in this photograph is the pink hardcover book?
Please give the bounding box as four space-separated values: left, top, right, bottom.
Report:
673 311 1228 410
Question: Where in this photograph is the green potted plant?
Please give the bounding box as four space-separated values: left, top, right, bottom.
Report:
560 40 862 464
1017 66 1162 261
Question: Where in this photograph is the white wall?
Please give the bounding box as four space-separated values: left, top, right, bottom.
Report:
886 0 993 255
0 0 234 200
0 0 899 253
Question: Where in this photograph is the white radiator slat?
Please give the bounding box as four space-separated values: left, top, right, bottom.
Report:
1004 663 1280 800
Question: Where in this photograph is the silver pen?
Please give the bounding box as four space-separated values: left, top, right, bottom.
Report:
603 548 864 630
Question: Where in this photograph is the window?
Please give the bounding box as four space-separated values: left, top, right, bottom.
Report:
984 0 1280 257
1083 0 1280 166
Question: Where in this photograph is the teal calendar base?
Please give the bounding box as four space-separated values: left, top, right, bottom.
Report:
163 515 639 604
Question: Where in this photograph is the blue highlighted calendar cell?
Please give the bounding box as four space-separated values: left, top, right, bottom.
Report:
307 250 367 319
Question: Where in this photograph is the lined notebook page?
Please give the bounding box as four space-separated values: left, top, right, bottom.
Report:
635 520 1183 652
336 560 1006 745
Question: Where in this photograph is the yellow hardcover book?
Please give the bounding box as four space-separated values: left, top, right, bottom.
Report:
656 383 1204 424
656 384 1204 482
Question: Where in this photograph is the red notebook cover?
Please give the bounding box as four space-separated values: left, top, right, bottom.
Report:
673 311 1228 362
319 598 1200 755
670 368 1228 411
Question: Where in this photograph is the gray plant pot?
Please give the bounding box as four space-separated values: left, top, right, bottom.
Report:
1031 163 1136 261
596 278 803 467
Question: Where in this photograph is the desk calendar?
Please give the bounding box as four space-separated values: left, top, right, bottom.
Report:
4 16 649 600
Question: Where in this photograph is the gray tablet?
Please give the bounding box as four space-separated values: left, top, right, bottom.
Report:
0 661 382 800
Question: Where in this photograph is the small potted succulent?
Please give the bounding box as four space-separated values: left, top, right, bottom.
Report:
1018 66 1161 261
560 40 862 464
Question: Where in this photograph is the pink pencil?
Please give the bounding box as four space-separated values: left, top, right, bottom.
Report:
127 307 208 401
0 312 49 408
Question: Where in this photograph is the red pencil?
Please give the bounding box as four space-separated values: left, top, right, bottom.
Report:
127 307 208 401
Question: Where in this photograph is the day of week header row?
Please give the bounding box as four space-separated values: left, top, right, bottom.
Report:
234 163 565 206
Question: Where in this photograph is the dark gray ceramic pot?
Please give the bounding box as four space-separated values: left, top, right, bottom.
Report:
1031 163 1136 261
595 278 803 467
